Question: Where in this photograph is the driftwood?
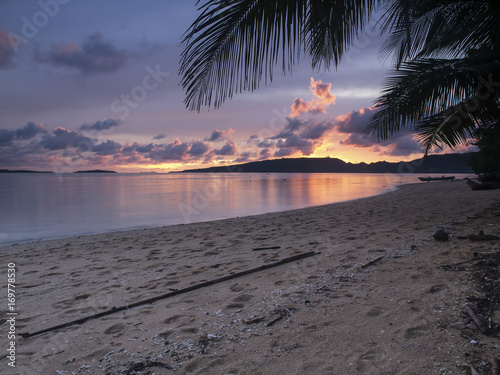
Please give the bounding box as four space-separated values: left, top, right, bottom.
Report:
437 256 485 269
466 179 500 191
265 308 294 327
20 251 317 339
457 230 499 241
243 316 266 324
252 246 281 251
468 234 499 241
361 256 384 268
266 315 284 327
492 357 499 375
464 304 490 334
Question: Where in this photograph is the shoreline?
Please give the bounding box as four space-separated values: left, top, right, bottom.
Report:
0 179 403 249
2 180 499 374
1 173 474 248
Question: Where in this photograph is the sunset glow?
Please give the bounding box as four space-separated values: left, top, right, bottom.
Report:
0 1 464 173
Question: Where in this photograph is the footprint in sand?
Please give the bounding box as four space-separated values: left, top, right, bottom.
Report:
147 249 162 257
74 293 91 301
427 284 447 294
226 302 245 309
225 293 254 310
180 327 199 334
229 283 248 292
366 306 384 317
204 250 220 256
162 280 180 287
403 324 428 339
22 270 39 275
103 323 126 335
157 330 173 340
163 315 183 324
354 347 390 373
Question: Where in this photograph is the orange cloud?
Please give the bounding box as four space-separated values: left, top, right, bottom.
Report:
290 78 336 117
290 98 311 117
310 77 335 104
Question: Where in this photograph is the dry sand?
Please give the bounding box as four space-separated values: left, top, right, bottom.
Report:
1 180 499 375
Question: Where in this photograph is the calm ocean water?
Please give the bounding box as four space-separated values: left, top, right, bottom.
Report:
0 172 464 245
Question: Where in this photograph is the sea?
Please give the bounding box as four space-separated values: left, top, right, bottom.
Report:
0 172 468 246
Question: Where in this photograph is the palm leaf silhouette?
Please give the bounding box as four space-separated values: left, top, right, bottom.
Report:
180 0 382 111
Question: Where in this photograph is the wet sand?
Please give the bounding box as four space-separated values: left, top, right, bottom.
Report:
1 180 499 374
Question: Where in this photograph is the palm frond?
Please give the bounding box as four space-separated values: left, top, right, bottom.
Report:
366 55 500 141
180 0 383 111
180 0 305 111
305 0 380 70
414 111 479 154
414 88 500 153
380 0 499 67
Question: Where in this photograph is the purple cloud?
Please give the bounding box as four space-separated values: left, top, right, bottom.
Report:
91 140 122 156
335 107 376 134
335 107 423 156
234 151 255 163
258 149 271 160
0 122 47 146
125 139 211 161
276 134 315 155
204 128 235 142
79 118 122 132
46 32 127 75
339 133 375 148
188 140 210 155
384 134 423 156
262 117 334 156
274 148 294 157
0 119 221 169
213 140 237 156
40 127 93 151
299 121 334 140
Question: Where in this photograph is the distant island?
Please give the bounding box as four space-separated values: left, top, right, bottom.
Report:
0 169 53 173
178 152 475 174
74 170 117 174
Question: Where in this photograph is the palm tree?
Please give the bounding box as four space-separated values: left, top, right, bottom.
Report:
180 0 500 154
367 0 500 153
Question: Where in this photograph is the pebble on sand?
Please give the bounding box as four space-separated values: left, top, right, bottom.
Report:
432 229 449 241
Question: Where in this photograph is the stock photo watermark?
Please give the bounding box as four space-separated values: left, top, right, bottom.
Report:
111 64 170 121
6 263 17 369
8 0 72 53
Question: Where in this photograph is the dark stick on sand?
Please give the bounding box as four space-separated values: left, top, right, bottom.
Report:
361 256 384 268
20 251 318 338
464 304 490 334
252 246 281 251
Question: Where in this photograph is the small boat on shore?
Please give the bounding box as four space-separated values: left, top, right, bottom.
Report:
418 176 455 182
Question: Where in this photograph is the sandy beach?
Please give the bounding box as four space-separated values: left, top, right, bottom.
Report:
1 180 499 375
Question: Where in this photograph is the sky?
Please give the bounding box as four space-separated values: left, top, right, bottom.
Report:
0 0 445 173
